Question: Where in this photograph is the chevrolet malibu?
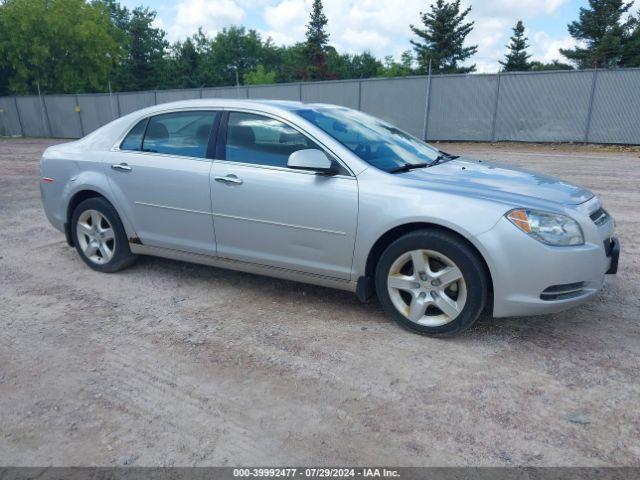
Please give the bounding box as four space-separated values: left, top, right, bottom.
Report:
40 99 620 335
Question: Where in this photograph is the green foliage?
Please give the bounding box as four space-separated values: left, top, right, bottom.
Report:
274 42 309 82
621 11 640 66
244 65 277 85
347 52 384 78
529 60 575 71
101 2 169 91
168 35 203 88
410 0 478 74
0 0 120 94
0 61 12 97
306 0 330 49
9 0 637 97
303 0 333 80
380 51 415 77
500 21 532 72
206 27 270 86
560 0 635 68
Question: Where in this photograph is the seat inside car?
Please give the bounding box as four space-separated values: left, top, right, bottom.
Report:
146 122 169 141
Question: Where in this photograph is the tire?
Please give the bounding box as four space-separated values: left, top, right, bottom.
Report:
70 197 137 273
374 229 488 336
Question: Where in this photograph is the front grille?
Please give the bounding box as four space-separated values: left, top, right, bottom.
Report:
540 282 587 301
590 207 609 226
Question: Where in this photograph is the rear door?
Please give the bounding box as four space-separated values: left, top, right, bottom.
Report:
209 111 358 280
106 110 219 255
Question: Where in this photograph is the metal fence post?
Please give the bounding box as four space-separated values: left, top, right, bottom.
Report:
75 93 85 137
299 82 303 101
490 72 502 143
422 63 433 141
357 79 362 110
37 82 53 137
583 69 599 144
108 81 117 120
13 96 24 137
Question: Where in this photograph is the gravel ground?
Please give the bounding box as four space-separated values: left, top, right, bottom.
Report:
1 138 639 467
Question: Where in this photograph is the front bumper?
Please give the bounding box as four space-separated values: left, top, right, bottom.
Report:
476 216 618 318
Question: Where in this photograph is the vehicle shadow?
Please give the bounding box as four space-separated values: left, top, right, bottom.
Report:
128 255 629 344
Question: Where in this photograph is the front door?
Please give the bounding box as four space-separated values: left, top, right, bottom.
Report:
106 110 219 255
209 111 358 280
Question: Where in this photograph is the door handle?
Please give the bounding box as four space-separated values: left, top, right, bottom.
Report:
111 163 132 172
215 175 243 185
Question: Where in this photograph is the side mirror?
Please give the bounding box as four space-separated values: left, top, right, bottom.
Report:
287 149 338 175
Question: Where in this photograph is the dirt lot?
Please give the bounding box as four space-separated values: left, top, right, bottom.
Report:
1 138 639 467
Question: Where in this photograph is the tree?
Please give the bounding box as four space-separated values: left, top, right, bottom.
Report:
275 42 309 82
0 59 11 97
107 5 169 91
500 21 532 71
410 0 478 74
168 37 202 88
621 10 640 66
348 52 384 78
529 60 574 71
206 27 275 86
304 0 333 80
325 49 386 80
381 51 415 77
560 0 634 68
244 65 277 85
0 0 120 94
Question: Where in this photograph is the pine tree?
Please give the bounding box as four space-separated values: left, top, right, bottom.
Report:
560 0 634 68
499 21 531 71
304 0 332 80
621 10 640 66
410 0 478 74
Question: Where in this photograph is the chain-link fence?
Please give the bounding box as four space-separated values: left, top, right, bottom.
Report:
1 68 639 144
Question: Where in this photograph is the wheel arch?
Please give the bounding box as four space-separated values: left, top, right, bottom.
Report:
65 188 137 247
361 222 494 311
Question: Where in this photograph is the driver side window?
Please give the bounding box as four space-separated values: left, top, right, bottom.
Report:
225 112 320 168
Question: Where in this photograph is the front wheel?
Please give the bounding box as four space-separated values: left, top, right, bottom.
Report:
71 197 137 273
375 229 488 336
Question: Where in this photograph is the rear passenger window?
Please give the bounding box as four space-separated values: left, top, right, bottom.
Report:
226 112 319 167
120 119 147 151
141 111 217 158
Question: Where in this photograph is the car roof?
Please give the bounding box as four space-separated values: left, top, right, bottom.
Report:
136 98 338 115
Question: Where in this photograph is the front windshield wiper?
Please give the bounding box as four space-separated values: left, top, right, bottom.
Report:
438 151 460 161
429 153 460 167
387 162 430 174
386 150 461 173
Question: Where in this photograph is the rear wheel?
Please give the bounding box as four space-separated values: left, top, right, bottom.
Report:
71 197 136 273
375 229 487 336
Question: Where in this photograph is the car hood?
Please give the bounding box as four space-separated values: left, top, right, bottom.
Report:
398 157 593 206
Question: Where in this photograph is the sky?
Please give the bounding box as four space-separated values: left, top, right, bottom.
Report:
122 0 591 72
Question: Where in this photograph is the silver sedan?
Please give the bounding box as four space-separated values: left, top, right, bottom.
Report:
40 99 619 335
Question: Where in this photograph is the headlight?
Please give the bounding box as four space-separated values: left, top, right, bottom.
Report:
506 209 584 246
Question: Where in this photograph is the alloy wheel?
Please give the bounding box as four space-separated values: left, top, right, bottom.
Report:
76 209 116 265
387 249 467 327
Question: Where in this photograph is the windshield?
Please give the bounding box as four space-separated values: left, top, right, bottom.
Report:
296 107 441 172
